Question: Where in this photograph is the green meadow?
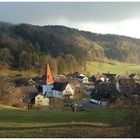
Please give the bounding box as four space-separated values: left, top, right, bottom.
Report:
0 68 37 77
86 61 140 75
0 104 131 138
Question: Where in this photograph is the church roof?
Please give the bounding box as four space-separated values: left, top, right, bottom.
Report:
44 64 54 85
53 82 68 92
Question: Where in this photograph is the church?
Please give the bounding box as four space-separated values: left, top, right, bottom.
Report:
43 64 74 99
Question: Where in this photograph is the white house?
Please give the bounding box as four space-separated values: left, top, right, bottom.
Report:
78 76 89 84
81 77 89 83
35 94 49 107
43 82 74 99
77 74 89 84
52 82 74 99
100 76 105 82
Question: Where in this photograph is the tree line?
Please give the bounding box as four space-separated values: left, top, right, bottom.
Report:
0 22 140 74
0 47 83 74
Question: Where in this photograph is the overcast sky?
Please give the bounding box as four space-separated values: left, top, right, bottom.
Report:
0 2 140 38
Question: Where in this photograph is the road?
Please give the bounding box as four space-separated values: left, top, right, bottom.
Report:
76 98 101 110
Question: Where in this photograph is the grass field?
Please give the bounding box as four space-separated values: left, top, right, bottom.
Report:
86 61 140 75
1 60 140 78
0 104 130 138
0 68 38 78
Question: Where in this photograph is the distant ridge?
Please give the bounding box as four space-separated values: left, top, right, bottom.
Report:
0 21 140 72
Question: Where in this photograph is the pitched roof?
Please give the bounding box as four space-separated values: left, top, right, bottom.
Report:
102 73 116 78
129 74 137 78
53 82 68 92
118 75 130 80
44 64 54 85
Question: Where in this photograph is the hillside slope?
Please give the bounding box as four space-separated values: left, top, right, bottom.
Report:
0 22 140 73
86 61 140 75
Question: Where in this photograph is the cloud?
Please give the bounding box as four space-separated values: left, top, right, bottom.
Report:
70 19 140 38
0 2 140 24
0 2 140 38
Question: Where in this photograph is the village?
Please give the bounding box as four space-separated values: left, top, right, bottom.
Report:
9 63 140 111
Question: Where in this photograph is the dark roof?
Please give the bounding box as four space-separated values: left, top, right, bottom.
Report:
118 76 130 80
53 82 68 92
77 75 85 79
102 73 116 78
129 74 137 78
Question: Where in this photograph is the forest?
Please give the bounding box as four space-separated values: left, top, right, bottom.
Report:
0 22 140 74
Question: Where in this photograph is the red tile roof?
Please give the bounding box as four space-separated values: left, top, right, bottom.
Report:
44 64 54 85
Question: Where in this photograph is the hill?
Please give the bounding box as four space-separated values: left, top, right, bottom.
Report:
86 61 140 75
0 22 140 73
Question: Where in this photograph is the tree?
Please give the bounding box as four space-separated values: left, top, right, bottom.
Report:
19 51 31 70
0 76 13 104
0 48 14 67
57 56 67 74
65 54 78 72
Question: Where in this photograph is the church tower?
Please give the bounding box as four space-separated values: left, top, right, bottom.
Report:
43 64 54 96
44 64 54 85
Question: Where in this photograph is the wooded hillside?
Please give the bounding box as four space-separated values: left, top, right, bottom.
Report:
0 22 140 74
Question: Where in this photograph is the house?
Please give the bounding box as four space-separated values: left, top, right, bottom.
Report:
89 75 96 83
100 76 105 82
81 77 89 83
77 74 89 83
27 79 36 87
129 74 139 79
129 74 140 83
118 75 135 95
33 76 44 86
90 81 119 104
52 82 74 99
102 73 116 81
35 94 49 107
44 82 74 99
43 64 75 99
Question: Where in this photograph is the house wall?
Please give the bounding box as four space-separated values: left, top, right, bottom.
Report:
119 79 135 94
43 83 74 99
43 84 54 96
63 84 74 99
35 95 49 106
82 77 89 83
52 90 63 99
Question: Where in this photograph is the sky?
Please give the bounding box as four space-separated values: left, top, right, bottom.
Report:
0 2 140 38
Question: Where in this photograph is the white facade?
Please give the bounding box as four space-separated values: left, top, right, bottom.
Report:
82 77 89 83
90 98 107 106
62 84 74 97
100 76 105 82
52 90 63 99
43 84 54 96
42 83 74 99
35 94 49 107
52 84 74 99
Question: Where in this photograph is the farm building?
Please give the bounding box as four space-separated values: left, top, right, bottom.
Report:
35 94 49 107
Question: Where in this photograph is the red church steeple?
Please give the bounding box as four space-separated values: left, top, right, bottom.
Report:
44 64 54 85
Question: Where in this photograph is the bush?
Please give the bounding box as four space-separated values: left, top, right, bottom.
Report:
11 103 25 108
